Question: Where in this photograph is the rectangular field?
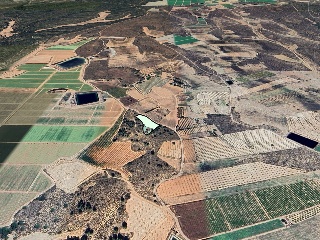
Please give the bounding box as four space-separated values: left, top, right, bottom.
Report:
0 143 87 164
17 64 46 71
215 192 268 229
0 165 41 191
205 199 230 234
211 219 284 240
174 35 199 45
21 125 107 143
46 39 93 50
254 185 306 218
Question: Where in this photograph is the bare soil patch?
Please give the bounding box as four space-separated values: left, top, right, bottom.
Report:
126 195 174 240
0 20 15 38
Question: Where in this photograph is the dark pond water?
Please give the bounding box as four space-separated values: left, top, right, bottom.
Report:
75 92 99 105
57 58 85 69
287 132 318 148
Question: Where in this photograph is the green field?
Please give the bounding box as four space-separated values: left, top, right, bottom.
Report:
211 219 284 240
174 35 199 45
0 92 32 104
29 172 53 192
20 125 106 143
42 83 83 90
255 185 306 218
17 64 47 71
80 84 95 91
215 192 268 229
205 199 230 234
0 165 41 191
222 4 235 8
167 0 205 5
46 39 94 50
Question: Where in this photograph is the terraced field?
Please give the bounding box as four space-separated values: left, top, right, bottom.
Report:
171 180 320 239
193 129 300 161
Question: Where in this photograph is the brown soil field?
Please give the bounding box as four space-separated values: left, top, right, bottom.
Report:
160 109 178 130
145 107 170 123
127 88 145 100
150 86 176 111
100 98 123 126
182 139 196 163
25 55 52 64
130 97 158 114
88 141 145 170
126 195 174 240
76 38 105 58
171 200 210 240
119 96 138 106
36 49 75 64
157 140 182 170
157 174 202 204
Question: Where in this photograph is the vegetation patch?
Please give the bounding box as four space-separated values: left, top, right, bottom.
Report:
21 125 107 143
174 35 199 45
211 219 284 240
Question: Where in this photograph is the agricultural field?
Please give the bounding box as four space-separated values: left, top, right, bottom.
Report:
46 39 94 51
0 165 42 191
174 35 199 45
135 77 167 95
1 0 320 239
193 129 300 162
287 111 320 143
172 180 320 239
167 0 205 6
211 219 284 240
86 141 145 173
20 125 106 143
157 140 182 170
126 195 174 240
158 162 302 204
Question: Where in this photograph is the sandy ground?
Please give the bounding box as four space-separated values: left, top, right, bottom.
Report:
126 195 174 240
143 27 165 38
0 20 15 38
45 158 99 193
35 11 115 32
274 54 300 63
